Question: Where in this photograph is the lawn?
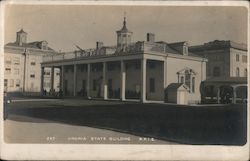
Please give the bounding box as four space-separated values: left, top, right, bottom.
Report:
5 99 247 145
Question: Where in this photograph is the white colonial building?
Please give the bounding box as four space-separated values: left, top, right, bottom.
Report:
41 17 207 104
4 29 59 93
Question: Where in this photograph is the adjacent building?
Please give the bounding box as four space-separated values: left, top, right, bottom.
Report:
41 17 207 104
4 29 59 93
189 40 247 79
189 40 248 103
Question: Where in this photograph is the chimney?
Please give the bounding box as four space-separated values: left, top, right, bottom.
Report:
147 33 155 42
96 41 103 49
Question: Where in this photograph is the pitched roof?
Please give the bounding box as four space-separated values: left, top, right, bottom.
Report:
155 41 180 54
17 28 27 34
116 17 132 33
5 41 55 51
166 83 189 91
168 41 187 47
189 40 247 52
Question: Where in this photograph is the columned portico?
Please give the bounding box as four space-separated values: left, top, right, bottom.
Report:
141 58 147 103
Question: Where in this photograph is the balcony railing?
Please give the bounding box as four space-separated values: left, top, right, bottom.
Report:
42 41 166 62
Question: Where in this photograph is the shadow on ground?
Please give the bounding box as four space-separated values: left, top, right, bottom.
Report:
6 101 247 145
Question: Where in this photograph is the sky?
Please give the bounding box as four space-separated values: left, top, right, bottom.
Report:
4 5 248 52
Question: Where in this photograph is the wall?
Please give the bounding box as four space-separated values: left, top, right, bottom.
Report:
4 52 24 92
166 56 205 103
125 60 141 98
146 60 164 100
230 48 248 77
24 54 43 92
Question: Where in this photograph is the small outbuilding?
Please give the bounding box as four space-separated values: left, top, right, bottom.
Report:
165 83 189 105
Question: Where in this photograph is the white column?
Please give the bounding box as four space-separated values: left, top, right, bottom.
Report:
120 60 126 101
217 87 220 104
103 62 108 100
87 63 91 99
163 60 167 100
41 67 44 93
73 64 77 96
164 57 167 86
50 67 54 90
60 66 64 93
232 87 237 104
141 59 147 103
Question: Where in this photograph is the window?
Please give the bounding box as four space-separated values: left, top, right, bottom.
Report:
5 68 11 74
135 62 141 69
9 79 14 87
30 71 36 78
107 64 114 71
4 79 8 87
30 74 35 78
93 79 97 91
192 77 195 93
207 68 211 76
82 80 86 89
180 76 184 83
31 62 36 65
185 70 191 88
16 79 20 87
5 58 11 64
213 66 220 77
108 79 112 90
92 64 102 72
149 78 155 93
244 68 247 77
236 67 240 77
45 71 50 75
80 65 87 72
149 61 156 69
13 57 20 65
236 54 239 62
242 55 247 63
14 68 19 75
65 68 69 73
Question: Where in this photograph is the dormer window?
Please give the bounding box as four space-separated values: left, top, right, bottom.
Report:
40 41 48 50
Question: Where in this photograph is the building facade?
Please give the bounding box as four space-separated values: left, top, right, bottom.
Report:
189 40 248 79
4 29 59 93
41 17 207 104
189 40 248 104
